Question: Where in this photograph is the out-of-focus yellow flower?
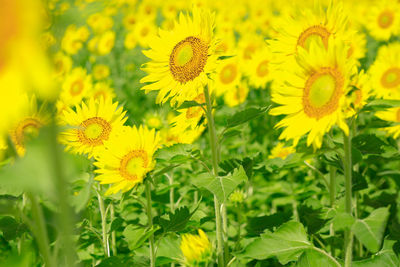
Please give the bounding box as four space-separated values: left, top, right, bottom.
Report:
92 64 111 80
94 125 160 195
346 70 371 114
61 25 90 55
180 229 211 264
144 113 164 130
61 67 93 106
97 31 116 55
269 142 296 160
366 0 400 41
214 56 242 97
223 82 249 107
375 108 400 139
9 95 50 156
87 13 114 34
123 12 138 30
53 52 73 80
124 31 137 50
41 31 56 50
369 43 400 100
91 82 116 101
244 47 274 89
133 21 156 48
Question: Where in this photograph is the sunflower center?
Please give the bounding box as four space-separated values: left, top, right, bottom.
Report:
70 80 84 96
297 25 330 50
119 150 149 181
381 68 400 89
378 10 394 29
303 67 343 119
169 36 208 83
77 117 111 146
220 64 237 84
256 60 269 77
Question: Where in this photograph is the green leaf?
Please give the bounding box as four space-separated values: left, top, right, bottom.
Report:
193 166 248 203
217 55 235 60
239 221 311 264
352 134 387 155
155 144 195 164
0 216 27 241
96 256 123 267
123 225 160 250
332 212 355 232
352 207 390 253
353 240 399 267
364 99 400 110
296 249 338 267
225 107 269 129
155 206 194 233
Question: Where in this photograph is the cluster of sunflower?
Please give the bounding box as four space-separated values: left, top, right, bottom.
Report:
2 0 400 265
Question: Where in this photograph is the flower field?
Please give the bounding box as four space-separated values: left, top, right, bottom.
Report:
1 0 400 266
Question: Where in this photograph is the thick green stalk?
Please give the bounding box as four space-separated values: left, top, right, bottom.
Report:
343 131 353 267
329 165 336 256
28 193 55 267
96 190 109 257
203 85 225 267
110 203 117 256
145 179 155 267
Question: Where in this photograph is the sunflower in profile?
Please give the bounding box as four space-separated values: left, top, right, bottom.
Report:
269 1 349 65
59 98 127 158
169 93 206 132
346 70 372 115
94 126 160 195
270 38 356 148
375 108 400 139
9 95 50 156
140 7 218 106
366 0 400 41
269 142 296 160
369 43 400 100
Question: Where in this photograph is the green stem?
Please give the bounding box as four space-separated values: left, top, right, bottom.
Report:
27 193 55 267
343 130 353 267
166 174 175 212
145 179 155 267
110 203 117 256
203 85 225 267
329 165 336 256
96 189 109 257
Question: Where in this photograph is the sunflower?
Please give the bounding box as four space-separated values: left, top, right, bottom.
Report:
375 108 400 139
214 56 242 96
223 82 249 107
270 38 356 148
90 82 116 102
244 47 274 89
134 20 157 48
366 0 400 41
94 125 160 195
268 142 296 160
369 43 400 100
53 52 72 80
346 70 371 114
161 126 205 147
269 1 349 66
60 67 93 107
59 98 127 158
9 95 50 156
92 64 110 81
180 229 211 264
140 7 218 106
170 93 206 132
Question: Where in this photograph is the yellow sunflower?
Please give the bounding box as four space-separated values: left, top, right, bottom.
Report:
53 52 72 80
90 82 116 102
375 108 400 139
346 70 372 114
269 142 296 160
366 0 400 41
161 126 205 147
244 47 274 89
59 98 127 158
140 7 218 106
369 43 400 100
214 56 242 96
9 95 50 156
269 1 349 66
60 67 93 107
92 64 111 81
170 93 206 132
180 229 211 264
223 82 249 107
94 125 160 195
270 38 356 148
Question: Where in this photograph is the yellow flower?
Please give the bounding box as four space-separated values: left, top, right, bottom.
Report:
61 25 90 55
123 12 138 30
97 31 116 55
124 31 137 50
87 13 114 34
270 38 356 148
9 95 50 156
94 125 160 195
92 64 111 80
269 142 296 160
91 82 116 101
214 56 242 97
133 20 156 48
375 108 400 139
366 0 400 41
237 33 265 63
61 67 93 107
144 113 164 130
140 7 218 106
59 98 127 158
244 47 274 89
223 82 249 107
53 52 73 80
269 1 350 67
180 229 211 264
369 43 400 100
162 126 205 147
346 70 372 113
